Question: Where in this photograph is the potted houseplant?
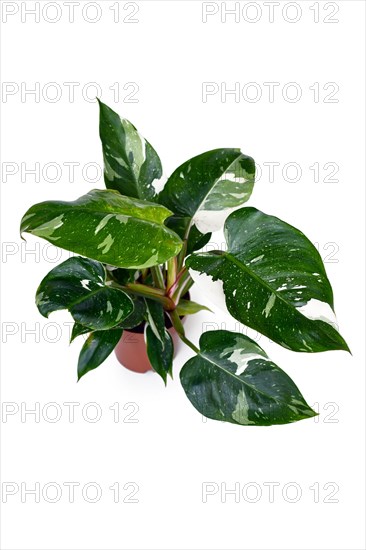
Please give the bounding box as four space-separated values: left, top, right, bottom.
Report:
20 100 349 427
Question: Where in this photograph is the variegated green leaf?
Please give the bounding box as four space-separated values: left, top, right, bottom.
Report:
98 100 162 200
72 296 145 335
70 322 90 342
186 208 349 353
20 189 182 269
78 328 123 380
36 257 133 330
180 330 317 426
146 326 173 384
144 299 166 345
107 266 137 285
117 296 146 329
159 149 255 233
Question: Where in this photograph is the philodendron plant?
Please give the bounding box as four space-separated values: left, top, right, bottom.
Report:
20 100 349 427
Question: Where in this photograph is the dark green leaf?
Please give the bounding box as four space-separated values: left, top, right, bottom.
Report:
98 100 162 200
70 322 90 342
36 256 133 330
180 330 317 426
146 326 173 384
117 296 146 329
107 267 137 285
20 189 182 269
159 149 255 234
186 208 349 353
78 328 123 380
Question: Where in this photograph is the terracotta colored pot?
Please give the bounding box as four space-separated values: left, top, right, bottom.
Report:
115 322 184 374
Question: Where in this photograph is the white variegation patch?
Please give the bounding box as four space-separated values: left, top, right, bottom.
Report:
296 298 337 328
250 254 264 264
122 118 146 180
221 335 267 376
151 173 167 193
232 390 255 425
104 157 121 183
190 155 254 233
113 156 128 169
97 234 114 254
115 214 128 224
80 279 91 291
95 214 129 236
36 291 49 307
262 293 276 318
224 172 247 184
232 351 267 376
21 212 36 230
95 214 114 235
116 309 124 322
32 215 64 240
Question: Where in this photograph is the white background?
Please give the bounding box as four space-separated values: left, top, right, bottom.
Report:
1 1 365 549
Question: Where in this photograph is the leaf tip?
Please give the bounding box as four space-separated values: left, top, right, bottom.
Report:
343 340 352 355
336 334 351 355
96 97 104 109
77 370 86 383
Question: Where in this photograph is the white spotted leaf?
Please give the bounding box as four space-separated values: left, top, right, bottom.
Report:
20 189 182 269
186 207 349 353
146 326 174 385
99 100 162 200
159 148 255 233
180 330 317 426
36 257 133 330
78 328 123 381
